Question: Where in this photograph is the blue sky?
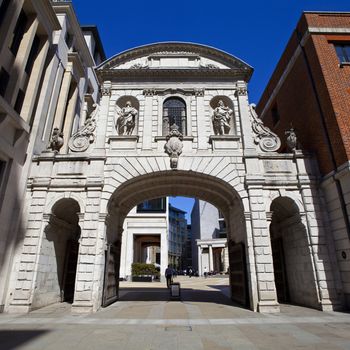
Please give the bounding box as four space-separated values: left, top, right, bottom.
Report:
72 0 349 218
74 0 349 103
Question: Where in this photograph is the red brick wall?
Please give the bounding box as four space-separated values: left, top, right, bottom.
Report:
256 12 350 175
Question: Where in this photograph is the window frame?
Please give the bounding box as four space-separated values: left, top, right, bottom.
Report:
162 97 187 135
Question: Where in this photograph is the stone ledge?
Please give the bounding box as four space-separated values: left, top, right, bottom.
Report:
108 135 139 150
209 135 241 151
154 136 194 142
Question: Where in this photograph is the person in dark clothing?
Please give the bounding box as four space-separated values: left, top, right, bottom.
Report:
165 265 173 288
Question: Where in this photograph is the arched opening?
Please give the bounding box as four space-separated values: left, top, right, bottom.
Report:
163 97 187 135
270 196 319 309
32 198 81 309
103 171 251 309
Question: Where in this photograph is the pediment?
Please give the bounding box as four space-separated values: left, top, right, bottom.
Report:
97 42 253 80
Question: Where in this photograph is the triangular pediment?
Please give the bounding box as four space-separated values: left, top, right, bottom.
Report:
97 42 253 80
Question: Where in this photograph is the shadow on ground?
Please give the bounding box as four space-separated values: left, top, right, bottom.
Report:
0 330 49 350
118 286 245 308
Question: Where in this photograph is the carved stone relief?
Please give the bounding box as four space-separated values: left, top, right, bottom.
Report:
68 104 98 152
249 104 281 152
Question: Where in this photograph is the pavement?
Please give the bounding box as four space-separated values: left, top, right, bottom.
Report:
0 276 350 349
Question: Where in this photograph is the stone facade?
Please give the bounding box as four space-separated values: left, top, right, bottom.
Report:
256 12 350 309
0 33 345 315
0 0 104 313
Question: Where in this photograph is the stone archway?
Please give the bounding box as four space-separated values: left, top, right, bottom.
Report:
270 196 320 309
103 170 252 309
31 198 81 309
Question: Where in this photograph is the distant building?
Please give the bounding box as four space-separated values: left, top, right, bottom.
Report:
191 199 228 276
168 204 188 270
119 197 168 280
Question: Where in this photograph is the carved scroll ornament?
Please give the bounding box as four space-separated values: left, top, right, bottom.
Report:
68 104 98 152
164 124 183 169
249 104 281 152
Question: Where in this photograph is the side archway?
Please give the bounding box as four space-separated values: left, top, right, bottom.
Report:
31 198 81 309
269 196 319 308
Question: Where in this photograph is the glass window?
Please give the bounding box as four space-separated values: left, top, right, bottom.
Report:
137 197 166 213
9 10 28 56
0 0 11 27
25 35 41 75
335 44 350 63
163 97 186 135
14 89 25 114
0 67 10 97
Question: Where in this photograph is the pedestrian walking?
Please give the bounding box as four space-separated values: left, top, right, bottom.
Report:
165 265 173 288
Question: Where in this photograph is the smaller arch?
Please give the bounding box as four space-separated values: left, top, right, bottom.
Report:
269 196 319 309
45 193 86 216
162 96 187 135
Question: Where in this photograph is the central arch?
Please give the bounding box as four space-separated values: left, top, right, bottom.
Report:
103 170 253 309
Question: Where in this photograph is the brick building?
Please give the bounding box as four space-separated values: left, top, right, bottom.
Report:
256 11 350 308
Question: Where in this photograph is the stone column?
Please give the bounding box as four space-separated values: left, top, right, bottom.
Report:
21 39 50 123
72 189 102 313
142 89 154 150
8 197 50 313
8 16 39 106
160 228 168 282
247 185 280 313
209 245 214 271
62 82 79 152
195 89 207 149
52 63 73 131
236 81 256 153
197 245 202 276
92 81 111 155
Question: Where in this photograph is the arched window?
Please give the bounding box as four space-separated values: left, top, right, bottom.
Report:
163 97 186 135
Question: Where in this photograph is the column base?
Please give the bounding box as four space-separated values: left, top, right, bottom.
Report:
7 303 31 314
257 300 280 313
71 302 94 314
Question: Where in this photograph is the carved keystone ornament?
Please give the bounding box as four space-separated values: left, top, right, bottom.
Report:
164 124 183 169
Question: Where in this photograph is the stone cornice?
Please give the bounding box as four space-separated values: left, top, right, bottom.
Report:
52 3 94 67
32 0 61 37
97 68 249 82
96 42 253 81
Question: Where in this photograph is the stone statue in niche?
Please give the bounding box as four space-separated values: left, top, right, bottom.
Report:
68 103 98 152
285 126 298 151
48 127 64 153
212 99 233 135
164 124 183 169
116 101 138 135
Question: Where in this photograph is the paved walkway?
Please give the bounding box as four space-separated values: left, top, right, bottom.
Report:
0 277 349 349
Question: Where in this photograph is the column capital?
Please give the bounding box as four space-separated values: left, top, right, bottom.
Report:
101 81 112 96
